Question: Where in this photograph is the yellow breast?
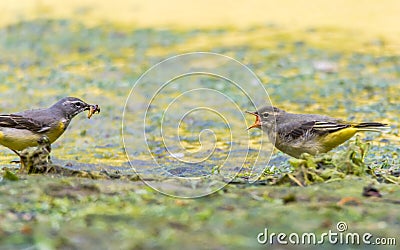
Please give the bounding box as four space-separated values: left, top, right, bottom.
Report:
45 121 67 143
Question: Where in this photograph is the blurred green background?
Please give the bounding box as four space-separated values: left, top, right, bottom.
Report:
0 1 399 249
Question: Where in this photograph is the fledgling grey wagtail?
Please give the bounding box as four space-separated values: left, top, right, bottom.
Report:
0 97 100 157
246 106 388 158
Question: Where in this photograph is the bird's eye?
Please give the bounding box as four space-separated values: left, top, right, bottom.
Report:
74 102 82 108
262 113 269 118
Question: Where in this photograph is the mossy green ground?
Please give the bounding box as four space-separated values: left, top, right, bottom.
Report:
0 16 399 249
1 175 399 249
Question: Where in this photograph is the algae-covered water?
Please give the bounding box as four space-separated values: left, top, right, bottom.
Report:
0 2 399 249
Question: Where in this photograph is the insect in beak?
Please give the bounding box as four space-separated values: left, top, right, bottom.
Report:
87 104 101 119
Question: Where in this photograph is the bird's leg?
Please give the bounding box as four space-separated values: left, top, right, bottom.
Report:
10 149 21 164
11 149 20 156
9 149 28 172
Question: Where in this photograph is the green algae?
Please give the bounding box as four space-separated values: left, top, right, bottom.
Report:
0 18 399 249
2 170 19 181
1 175 399 249
1 137 399 248
275 136 399 186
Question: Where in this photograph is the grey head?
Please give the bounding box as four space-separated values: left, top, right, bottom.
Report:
246 106 284 131
50 97 91 119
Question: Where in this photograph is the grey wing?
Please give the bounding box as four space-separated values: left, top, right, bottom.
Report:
0 114 51 133
280 120 317 141
280 119 350 141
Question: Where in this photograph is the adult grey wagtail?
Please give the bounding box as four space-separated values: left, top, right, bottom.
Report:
0 97 100 158
246 106 388 158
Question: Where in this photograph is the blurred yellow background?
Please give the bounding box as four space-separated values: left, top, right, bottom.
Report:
2 0 400 40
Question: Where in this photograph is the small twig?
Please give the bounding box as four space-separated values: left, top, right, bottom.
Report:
287 174 304 187
382 175 399 184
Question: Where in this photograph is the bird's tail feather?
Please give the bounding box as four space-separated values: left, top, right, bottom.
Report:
353 122 390 132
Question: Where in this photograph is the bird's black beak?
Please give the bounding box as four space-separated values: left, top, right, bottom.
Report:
245 111 261 130
83 104 91 111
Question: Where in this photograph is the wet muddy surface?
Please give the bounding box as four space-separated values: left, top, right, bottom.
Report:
0 17 399 249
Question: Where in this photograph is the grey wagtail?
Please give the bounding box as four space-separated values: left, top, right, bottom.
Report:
246 106 388 158
0 97 100 158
